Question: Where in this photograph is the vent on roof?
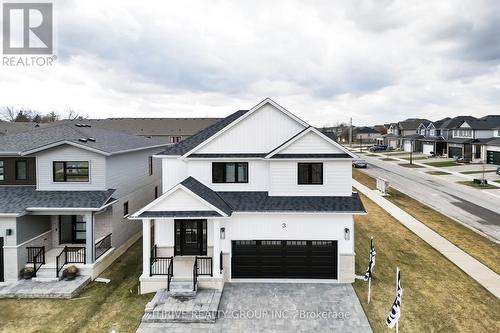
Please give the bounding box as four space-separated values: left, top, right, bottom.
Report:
75 123 91 127
87 137 96 142
79 137 88 142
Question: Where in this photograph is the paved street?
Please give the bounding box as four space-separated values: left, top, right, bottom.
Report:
358 155 500 241
137 283 372 333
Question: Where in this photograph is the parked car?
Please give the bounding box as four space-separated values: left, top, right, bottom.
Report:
368 144 388 152
496 167 500 175
353 159 368 168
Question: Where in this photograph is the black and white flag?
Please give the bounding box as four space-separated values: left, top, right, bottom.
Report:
364 237 376 281
386 268 403 329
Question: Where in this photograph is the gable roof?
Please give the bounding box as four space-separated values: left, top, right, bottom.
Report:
158 110 249 156
0 123 168 156
398 119 431 130
355 126 379 134
179 177 233 215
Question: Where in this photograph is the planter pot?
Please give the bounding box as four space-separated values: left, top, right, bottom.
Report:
22 273 33 279
65 272 77 280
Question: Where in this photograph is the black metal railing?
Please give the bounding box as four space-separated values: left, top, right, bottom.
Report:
220 251 223 274
167 259 173 291
31 247 45 277
196 256 213 276
193 257 198 291
27 246 45 264
95 233 112 260
56 246 86 277
150 256 173 276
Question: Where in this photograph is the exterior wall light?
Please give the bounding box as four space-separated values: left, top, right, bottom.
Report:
344 228 350 240
220 227 225 240
6 229 13 236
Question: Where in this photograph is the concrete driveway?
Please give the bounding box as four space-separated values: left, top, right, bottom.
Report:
137 283 372 333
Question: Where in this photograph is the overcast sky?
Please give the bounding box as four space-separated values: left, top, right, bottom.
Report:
1 0 499 126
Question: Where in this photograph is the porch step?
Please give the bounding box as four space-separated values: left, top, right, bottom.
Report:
168 281 197 298
32 266 60 281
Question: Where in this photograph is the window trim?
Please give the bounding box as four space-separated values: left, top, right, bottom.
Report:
15 160 28 181
297 162 323 185
52 161 90 183
212 162 249 184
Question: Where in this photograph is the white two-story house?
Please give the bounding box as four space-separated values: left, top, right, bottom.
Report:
132 99 366 294
0 123 167 282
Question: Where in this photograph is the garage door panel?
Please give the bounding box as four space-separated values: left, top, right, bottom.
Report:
231 240 337 279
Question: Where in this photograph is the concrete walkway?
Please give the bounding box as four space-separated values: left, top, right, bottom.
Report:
353 180 500 299
0 275 91 298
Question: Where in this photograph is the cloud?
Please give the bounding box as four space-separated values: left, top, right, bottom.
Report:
0 0 499 126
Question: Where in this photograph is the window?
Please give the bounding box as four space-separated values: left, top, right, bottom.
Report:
154 186 159 199
452 129 472 138
170 136 182 143
298 163 323 185
123 201 129 216
212 162 248 183
53 161 89 182
15 160 27 180
0 161 4 181
148 156 153 176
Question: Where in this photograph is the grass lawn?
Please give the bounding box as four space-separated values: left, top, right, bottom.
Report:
383 152 409 156
460 170 497 174
424 161 460 167
353 168 500 274
353 194 500 333
0 239 152 333
426 170 451 175
401 156 428 161
495 180 500 183
457 181 499 190
398 163 425 168
380 158 398 161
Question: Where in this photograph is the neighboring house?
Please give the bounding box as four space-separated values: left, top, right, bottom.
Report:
50 118 221 143
0 123 169 282
416 119 447 156
131 98 366 294
354 127 382 142
398 118 430 152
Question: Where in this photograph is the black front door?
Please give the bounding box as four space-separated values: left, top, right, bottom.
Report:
175 220 207 256
59 216 86 244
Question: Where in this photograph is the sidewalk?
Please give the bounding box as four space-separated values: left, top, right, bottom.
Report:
353 180 500 299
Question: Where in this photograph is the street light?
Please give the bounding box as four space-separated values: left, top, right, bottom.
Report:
409 140 413 165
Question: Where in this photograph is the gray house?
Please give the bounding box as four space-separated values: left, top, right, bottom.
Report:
0 123 169 282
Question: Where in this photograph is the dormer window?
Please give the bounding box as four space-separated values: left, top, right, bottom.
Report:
212 162 248 183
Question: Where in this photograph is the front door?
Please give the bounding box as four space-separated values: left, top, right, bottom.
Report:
175 219 207 256
60 216 86 244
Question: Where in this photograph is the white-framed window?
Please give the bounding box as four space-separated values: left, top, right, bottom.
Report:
0 160 4 181
430 129 435 136
170 136 182 143
452 129 473 138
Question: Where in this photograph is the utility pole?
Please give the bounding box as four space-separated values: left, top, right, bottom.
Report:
360 137 363 152
349 117 353 147
409 140 413 165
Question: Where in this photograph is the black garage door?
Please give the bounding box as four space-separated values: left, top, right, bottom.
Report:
231 240 337 279
487 151 500 165
449 146 462 159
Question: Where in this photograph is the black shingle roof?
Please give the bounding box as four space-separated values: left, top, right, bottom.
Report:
0 186 115 214
180 177 233 215
0 123 167 155
159 110 249 156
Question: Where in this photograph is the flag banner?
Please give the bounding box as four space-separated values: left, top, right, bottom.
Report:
386 268 403 329
364 237 376 281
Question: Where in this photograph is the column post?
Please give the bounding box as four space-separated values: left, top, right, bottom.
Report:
212 219 221 278
143 219 151 276
85 212 94 264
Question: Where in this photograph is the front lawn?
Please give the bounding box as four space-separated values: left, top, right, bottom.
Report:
353 194 500 332
380 157 398 161
460 170 497 174
426 170 451 175
398 163 425 168
457 181 499 190
424 161 460 167
0 239 151 333
353 168 500 274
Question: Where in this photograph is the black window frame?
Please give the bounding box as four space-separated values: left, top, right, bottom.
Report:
123 201 129 217
53 161 90 183
297 163 323 185
15 160 28 181
0 160 4 181
154 186 159 199
212 162 249 183
148 156 153 176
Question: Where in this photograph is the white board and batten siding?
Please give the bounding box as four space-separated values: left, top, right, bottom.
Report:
36 145 106 191
269 160 352 196
149 188 212 212
196 103 305 154
280 131 344 154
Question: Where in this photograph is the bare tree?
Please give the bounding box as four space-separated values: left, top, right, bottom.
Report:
65 108 88 120
0 106 17 122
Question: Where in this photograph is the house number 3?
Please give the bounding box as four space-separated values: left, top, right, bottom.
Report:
281 223 287 229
